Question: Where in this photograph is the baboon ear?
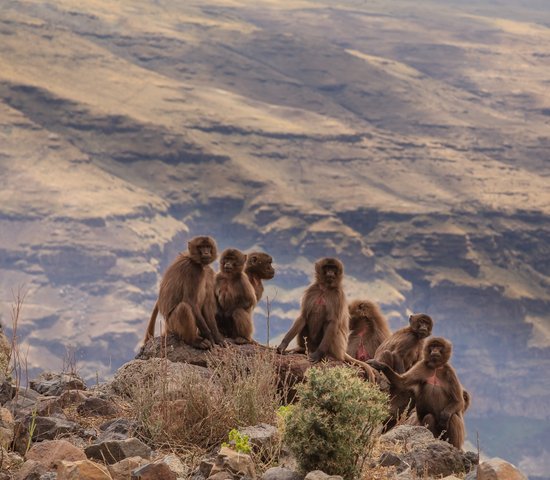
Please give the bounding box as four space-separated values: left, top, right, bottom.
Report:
243 254 248 262
249 255 258 264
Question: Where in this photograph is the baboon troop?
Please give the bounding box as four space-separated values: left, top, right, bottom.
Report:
144 235 469 449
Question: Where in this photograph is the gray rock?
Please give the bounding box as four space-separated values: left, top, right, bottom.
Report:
238 423 279 451
30 372 86 396
304 471 343 480
97 418 138 441
262 466 302 480
85 437 152 465
378 451 409 472
379 425 435 446
402 441 475 477
76 396 119 416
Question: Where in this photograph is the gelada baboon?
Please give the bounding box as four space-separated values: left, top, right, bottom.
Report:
374 313 433 373
144 236 224 349
277 258 376 382
369 337 467 449
215 248 257 344
370 313 433 428
245 252 275 302
347 300 391 361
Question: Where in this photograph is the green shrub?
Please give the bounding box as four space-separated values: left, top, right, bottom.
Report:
284 366 389 479
222 428 252 454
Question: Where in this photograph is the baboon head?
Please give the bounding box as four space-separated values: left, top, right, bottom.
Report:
188 236 218 265
220 248 247 276
245 252 275 279
423 337 452 368
315 257 344 288
409 313 433 338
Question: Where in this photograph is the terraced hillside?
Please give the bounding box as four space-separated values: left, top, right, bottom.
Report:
0 0 548 477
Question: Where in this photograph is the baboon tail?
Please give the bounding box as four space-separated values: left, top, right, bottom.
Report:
344 353 377 383
143 300 159 345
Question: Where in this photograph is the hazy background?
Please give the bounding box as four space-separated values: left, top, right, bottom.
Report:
0 0 548 477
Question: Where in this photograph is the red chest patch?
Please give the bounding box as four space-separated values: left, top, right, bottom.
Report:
426 371 443 387
315 295 326 306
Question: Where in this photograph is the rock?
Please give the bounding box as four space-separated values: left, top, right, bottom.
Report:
238 423 279 452
108 457 149 480
131 462 176 479
477 458 528 480
57 459 111 479
97 418 137 442
0 406 15 448
210 446 256 479
14 459 48 480
56 390 87 408
378 425 476 477
85 437 152 464
5 388 43 418
208 473 234 480
304 471 343 480
30 415 81 441
379 425 436 446
30 372 86 396
111 358 210 398
378 451 409 472
161 454 189 478
76 397 119 416
0 379 14 405
262 466 302 480
26 439 87 468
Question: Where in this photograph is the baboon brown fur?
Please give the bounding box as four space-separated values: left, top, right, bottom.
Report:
245 252 275 302
374 313 433 373
347 300 391 361
215 248 257 344
277 257 376 382
370 313 433 428
369 337 467 449
144 236 224 348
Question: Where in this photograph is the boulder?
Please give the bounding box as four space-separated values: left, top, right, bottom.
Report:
304 471 343 480
210 446 256 479
85 437 152 464
238 423 279 452
14 459 48 480
30 372 86 396
0 406 15 449
77 397 119 416
131 462 177 479
108 456 149 480
262 466 303 480
57 459 111 479
477 458 528 480
26 439 87 468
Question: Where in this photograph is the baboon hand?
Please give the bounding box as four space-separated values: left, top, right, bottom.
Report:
309 350 324 363
367 359 388 372
276 343 287 354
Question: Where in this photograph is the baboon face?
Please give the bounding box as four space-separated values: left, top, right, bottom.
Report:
315 258 343 287
409 313 433 338
189 236 217 265
424 337 452 367
220 249 247 275
246 253 275 279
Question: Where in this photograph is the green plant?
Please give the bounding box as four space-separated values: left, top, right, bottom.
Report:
222 428 252 454
284 366 389 479
25 406 38 455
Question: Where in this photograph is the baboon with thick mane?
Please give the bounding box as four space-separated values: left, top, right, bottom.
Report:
277 257 376 381
215 248 257 344
369 337 467 449
245 252 275 302
347 300 391 361
144 236 224 349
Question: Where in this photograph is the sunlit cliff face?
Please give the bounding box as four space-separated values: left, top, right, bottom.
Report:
0 0 549 476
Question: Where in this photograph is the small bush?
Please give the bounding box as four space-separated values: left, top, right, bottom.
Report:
284 366 389 479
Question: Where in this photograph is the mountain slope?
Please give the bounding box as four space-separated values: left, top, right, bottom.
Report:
0 0 549 477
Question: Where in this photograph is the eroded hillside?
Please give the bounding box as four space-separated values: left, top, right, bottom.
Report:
0 0 549 477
